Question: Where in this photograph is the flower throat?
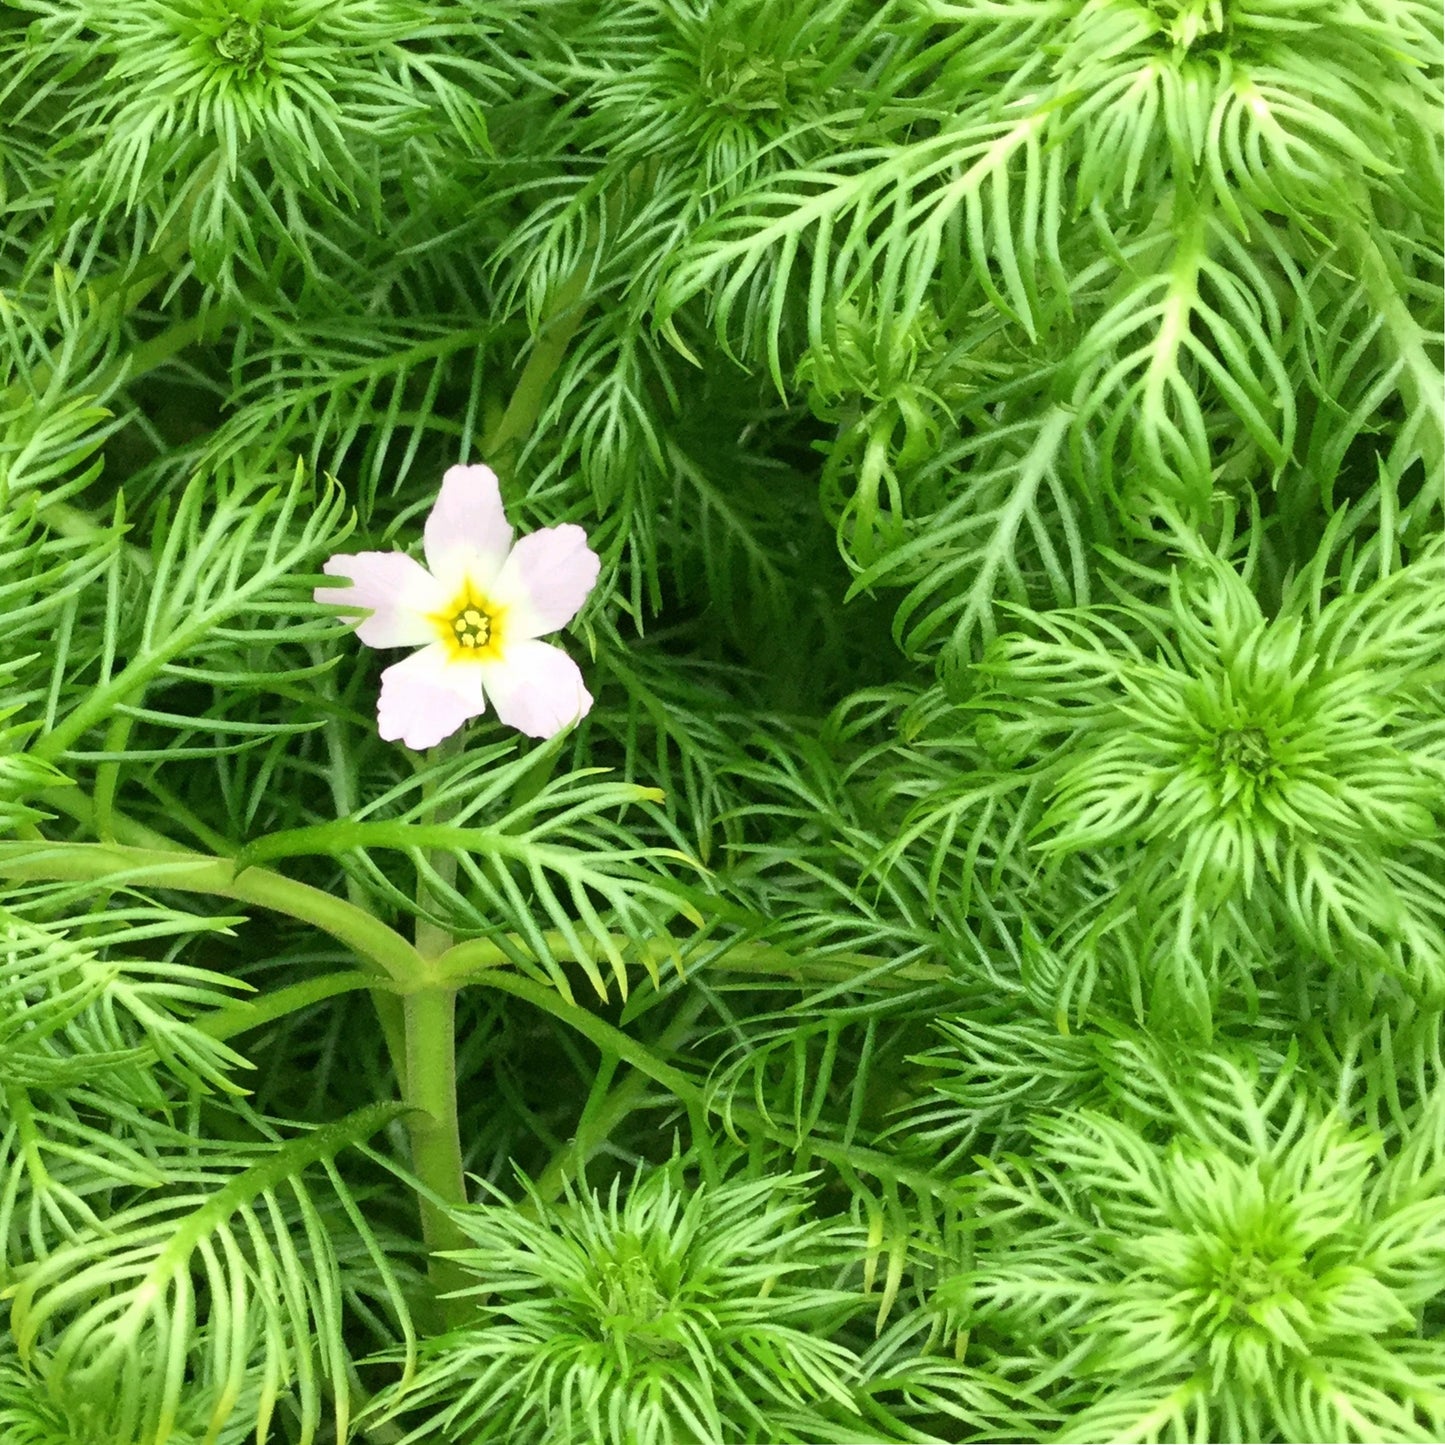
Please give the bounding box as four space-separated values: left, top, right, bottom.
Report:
451 607 491 649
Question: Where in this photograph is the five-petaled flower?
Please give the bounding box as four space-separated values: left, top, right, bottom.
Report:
315 464 600 748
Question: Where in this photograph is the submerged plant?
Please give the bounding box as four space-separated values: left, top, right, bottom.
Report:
962 521 1445 1019
0 0 1439 1440
942 1059 1445 1442
373 1169 867 1444
9 0 493 285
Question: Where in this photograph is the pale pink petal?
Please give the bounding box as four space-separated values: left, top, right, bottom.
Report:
489 524 601 640
376 644 486 750
477 640 593 740
315 552 445 648
424 464 513 591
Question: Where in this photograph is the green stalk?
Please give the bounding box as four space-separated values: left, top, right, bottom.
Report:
402 741 473 1316
198 970 390 1042
472 970 958 1206
32 787 412 1075
401 984 471 1303
88 306 231 397
0 841 421 986
482 222 601 469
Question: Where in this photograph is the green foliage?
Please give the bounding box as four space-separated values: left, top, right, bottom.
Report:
941 1057 1445 1442
374 1168 867 1443
10 0 493 289
0 0 1440 1440
953 515 1445 1022
0 1345 249 1445
10 1102 416 1445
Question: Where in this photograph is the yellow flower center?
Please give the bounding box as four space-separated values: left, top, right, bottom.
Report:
454 607 490 647
431 584 505 662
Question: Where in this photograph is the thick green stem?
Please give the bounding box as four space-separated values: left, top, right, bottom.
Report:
403 742 472 1314
32 787 410 1077
402 985 471 1302
403 963 471 1304
4 828 937 996
413 860 459 962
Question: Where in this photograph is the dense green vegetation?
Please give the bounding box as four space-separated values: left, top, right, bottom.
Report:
0 1 1441 1441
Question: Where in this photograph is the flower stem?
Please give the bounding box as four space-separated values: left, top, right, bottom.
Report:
401 983 472 1310
483 249 594 467
405 740 472 1318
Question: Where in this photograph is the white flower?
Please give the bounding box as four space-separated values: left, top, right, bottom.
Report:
315 464 600 749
